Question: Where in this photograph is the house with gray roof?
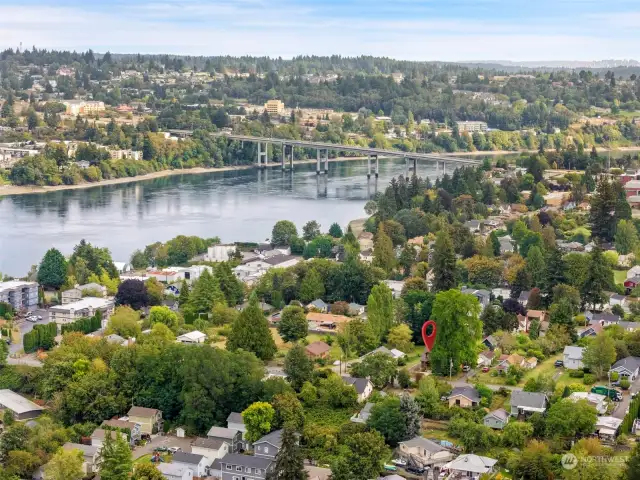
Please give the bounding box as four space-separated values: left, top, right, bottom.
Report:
443 454 497 477
563 346 585 370
461 288 491 309
510 391 548 417
62 443 101 475
254 429 283 459
350 402 374 424
610 356 640 381
214 452 273 480
397 436 454 465
172 451 208 477
483 409 509 429
226 412 247 446
207 426 242 452
191 437 230 466
307 299 329 312
342 376 374 402
157 463 194 480
448 386 481 408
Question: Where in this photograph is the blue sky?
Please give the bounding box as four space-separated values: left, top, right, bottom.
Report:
0 0 639 61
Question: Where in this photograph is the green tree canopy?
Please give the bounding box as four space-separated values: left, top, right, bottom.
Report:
37 248 68 289
227 294 277 361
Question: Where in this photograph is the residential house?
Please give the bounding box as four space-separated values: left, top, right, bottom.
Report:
61 283 107 303
510 391 548 417
563 346 585 370
306 312 350 331
236 301 273 313
442 454 498 477
105 334 127 346
90 428 128 448
214 453 273 480
588 312 621 326
625 276 640 293
628 266 640 279
206 244 237 262
191 437 230 466
305 341 331 360
483 409 509 429
464 219 481 233
477 350 495 368
0 281 38 311
610 356 640 381
342 376 374 402
127 406 162 435
233 255 301 284
62 443 101 475
448 386 481 408
226 412 247 444
350 402 374 424
347 303 365 316
524 357 538 369
482 335 498 351
569 392 608 415
491 288 511 300
101 419 141 445
49 297 114 327
207 426 242 453
307 299 328 312
364 346 406 360
595 416 623 442
172 451 208 477
177 331 207 344
499 236 515 254
0 389 43 420
578 323 603 338
609 294 631 313
383 280 405 299
157 463 194 480
496 354 526 373
359 248 374 263
461 288 491 309
518 290 532 307
397 436 454 465
254 429 283 459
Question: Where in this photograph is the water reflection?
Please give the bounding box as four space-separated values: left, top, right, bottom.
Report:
0 158 446 275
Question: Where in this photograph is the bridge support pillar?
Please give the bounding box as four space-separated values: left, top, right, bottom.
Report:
290 146 294 170
257 142 261 168
324 149 329 175
413 158 417 174
281 144 286 171
442 161 446 176
375 155 379 178
316 149 321 175
367 155 371 179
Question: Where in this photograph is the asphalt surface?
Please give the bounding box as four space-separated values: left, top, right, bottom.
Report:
133 435 195 459
10 308 50 355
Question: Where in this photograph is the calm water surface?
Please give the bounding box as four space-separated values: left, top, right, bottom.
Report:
0 158 450 276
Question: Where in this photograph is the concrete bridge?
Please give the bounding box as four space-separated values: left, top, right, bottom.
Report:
167 129 481 177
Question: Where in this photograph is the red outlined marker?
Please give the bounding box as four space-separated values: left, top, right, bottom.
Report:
421 320 437 352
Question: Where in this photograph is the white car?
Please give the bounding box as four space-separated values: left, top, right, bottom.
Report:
168 446 181 454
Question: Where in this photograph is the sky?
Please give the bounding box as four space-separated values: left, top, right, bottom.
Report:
0 0 639 61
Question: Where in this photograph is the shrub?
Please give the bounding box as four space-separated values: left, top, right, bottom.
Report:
583 374 596 385
397 368 411 389
620 378 631 390
610 372 620 382
569 370 585 378
218 325 231 337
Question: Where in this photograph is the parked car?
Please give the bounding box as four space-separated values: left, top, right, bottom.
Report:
482 366 490 373
406 466 425 475
168 446 181 454
554 360 564 367
462 365 471 372
154 446 168 452
392 458 407 467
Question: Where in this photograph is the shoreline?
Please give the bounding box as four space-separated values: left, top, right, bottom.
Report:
2 146 639 197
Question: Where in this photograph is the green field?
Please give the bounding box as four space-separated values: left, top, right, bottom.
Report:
614 269 628 285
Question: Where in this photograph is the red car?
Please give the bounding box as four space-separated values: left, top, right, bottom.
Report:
482 366 490 373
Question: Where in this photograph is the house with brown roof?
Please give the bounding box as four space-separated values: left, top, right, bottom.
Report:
101 419 141 445
305 341 331 359
127 406 162 435
307 312 350 330
496 354 524 373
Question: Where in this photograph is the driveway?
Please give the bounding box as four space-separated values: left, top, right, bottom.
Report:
612 378 640 419
10 309 50 355
133 435 195 459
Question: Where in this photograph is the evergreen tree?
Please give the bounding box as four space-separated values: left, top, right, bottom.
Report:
489 231 501 257
37 248 68 289
328 223 343 238
99 431 133 480
278 306 308 343
299 269 325 304
186 269 225 315
216 262 244 306
510 268 531 300
432 230 456 292
266 428 308 480
581 245 613 310
227 293 277 360
178 279 190 307
590 177 618 242
615 219 639 254
283 344 313 391
526 246 546 288
373 223 396 272
543 247 565 298
399 393 421 440
623 444 640 480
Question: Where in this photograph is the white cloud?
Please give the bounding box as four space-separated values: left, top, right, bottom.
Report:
0 2 636 61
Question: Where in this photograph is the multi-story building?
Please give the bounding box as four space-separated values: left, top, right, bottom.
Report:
457 120 488 133
264 100 285 115
214 453 273 480
48 297 114 326
62 100 106 116
0 281 38 312
109 149 142 161
61 283 107 304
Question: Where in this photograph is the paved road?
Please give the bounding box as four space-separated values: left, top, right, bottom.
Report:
613 379 640 419
10 308 51 355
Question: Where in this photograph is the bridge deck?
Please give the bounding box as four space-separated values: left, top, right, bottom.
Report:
168 129 481 166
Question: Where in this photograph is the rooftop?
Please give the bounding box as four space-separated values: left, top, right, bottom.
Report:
127 406 160 417
0 389 43 415
219 452 273 469
50 297 112 311
172 451 205 465
207 426 238 439
400 436 446 453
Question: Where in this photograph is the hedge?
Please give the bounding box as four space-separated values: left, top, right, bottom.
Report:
61 314 101 335
23 322 57 353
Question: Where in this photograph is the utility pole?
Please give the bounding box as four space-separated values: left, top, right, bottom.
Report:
449 358 453 381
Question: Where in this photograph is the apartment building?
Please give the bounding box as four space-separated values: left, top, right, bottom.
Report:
62 100 106 116
0 281 38 312
49 297 114 326
457 120 488 133
264 100 285 115
109 149 142 161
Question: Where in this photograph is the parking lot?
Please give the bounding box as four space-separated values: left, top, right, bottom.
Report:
133 434 195 459
9 308 51 355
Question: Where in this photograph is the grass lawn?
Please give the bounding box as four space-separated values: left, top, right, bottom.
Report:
305 406 355 428
421 419 456 444
134 453 172 464
614 269 628 285
519 354 562 385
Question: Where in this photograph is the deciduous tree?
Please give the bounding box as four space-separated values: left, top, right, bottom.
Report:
432 231 456 292
283 344 313 391
242 402 275 443
44 448 84 480
366 283 394 341
583 334 617 378
278 305 308 343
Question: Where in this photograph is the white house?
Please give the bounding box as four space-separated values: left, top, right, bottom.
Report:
157 463 194 480
563 346 585 370
397 437 454 466
569 392 608 415
383 280 405 299
233 255 301 285
61 283 107 304
342 377 373 402
172 452 208 477
443 454 497 477
610 356 640 381
191 437 230 466
49 297 114 327
206 244 236 262
177 331 207 344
